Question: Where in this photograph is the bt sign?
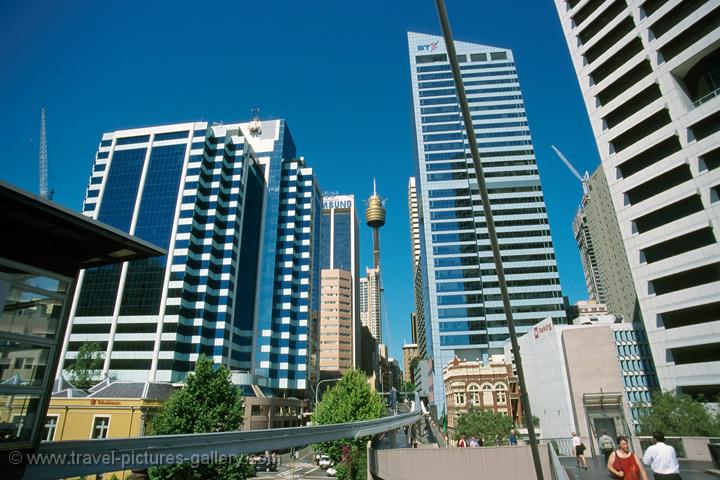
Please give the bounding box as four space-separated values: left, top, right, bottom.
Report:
417 41 439 52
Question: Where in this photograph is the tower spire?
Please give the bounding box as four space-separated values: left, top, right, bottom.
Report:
365 180 386 269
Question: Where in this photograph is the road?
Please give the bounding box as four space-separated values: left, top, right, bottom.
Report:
254 460 334 479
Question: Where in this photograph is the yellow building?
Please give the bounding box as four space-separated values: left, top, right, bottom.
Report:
45 378 175 479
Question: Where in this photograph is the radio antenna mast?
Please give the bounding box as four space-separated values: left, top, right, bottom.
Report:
39 107 50 199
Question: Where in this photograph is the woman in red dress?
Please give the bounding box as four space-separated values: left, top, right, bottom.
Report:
607 436 648 480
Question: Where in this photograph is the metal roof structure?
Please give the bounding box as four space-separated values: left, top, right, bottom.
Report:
0 180 165 277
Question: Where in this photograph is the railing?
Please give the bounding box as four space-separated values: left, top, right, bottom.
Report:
637 435 719 462
539 437 575 457
548 442 571 480
693 87 720 107
23 395 423 480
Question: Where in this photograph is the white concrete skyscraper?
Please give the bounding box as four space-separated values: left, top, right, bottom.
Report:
407 32 566 413
555 0 720 398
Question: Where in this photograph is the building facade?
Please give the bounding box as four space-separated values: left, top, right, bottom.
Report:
321 194 361 369
442 355 522 432
555 0 720 397
575 165 642 323
402 343 419 383
59 119 322 394
359 267 382 343
408 177 428 357
407 32 567 413
256 152 322 393
505 318 656 448
60 122 267 384
47 380 175 479
573 189 607 304
319 269 354 379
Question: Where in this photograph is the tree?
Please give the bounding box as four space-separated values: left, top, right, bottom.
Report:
313 369 385 480
149 355 252 480
638 391 720 437
66 342 103 390
455 408 515 444
523 415 540 428
409 357 422 383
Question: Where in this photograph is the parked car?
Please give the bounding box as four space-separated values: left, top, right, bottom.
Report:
319 455 332 469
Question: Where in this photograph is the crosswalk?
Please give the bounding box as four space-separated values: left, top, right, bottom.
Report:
256 461 332 479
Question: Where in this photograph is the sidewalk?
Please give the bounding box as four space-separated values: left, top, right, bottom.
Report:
559 455 717 479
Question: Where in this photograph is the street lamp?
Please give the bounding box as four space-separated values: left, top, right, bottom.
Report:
315 378 342 405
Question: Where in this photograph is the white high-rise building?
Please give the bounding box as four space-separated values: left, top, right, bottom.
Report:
359 267 382 343
555 0 720 398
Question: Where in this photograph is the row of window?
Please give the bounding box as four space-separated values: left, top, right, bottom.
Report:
450 383 508 406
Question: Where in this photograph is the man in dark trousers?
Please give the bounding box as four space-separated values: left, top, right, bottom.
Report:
642 432 682 480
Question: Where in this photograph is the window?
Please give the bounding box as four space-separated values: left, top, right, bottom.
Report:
468 384 480 404
454 391 465 405
42 415 58 441
495 383 507 403
91 416 110 439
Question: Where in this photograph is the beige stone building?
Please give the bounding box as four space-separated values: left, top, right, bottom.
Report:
319 269 354 379
443 355 522 431
402 343 418 384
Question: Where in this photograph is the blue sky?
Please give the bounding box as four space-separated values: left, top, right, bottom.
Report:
0 0 602 363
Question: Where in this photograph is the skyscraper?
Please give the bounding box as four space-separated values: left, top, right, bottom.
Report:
59 118 322 395
59 121 266 383
555 0 720 397
255 150 322 393
320 194 361 371
573 166 641 323
408 177 428 357
359 268 382 343
407 32 566 413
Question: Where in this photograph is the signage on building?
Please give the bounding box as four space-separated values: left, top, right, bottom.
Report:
89 399 121 406
323 194 354 210
533 320 553 340
417 41 439 52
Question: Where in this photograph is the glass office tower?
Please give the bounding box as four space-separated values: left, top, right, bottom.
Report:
59 121 266 383
59 119 321 393
256 152 322 392
407 32 566 413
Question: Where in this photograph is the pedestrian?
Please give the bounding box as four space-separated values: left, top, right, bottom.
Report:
642 431 682 480
469 436 478 448
478 436 484 447
599 430 615 465
572 432 588 470
495 434 502 446
509 429 518 446
607 435 648 480
458 435 467 448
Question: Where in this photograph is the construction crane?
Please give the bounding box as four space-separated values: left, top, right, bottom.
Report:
551 145 589 195
39 107 53 200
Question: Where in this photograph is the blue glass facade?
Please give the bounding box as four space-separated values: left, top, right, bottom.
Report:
408 32 566 413
64 122 269 382
121 144 186 316
612 326 659 432
254 153 321 392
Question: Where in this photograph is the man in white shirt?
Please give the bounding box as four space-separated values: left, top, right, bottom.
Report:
642 431 682 479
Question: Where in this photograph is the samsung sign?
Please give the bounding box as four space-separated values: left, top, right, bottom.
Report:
323 195 354 210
